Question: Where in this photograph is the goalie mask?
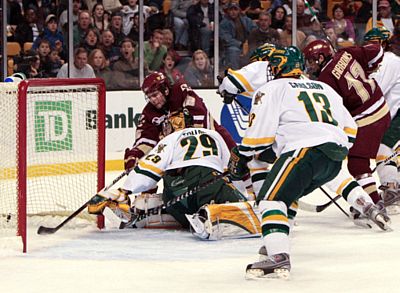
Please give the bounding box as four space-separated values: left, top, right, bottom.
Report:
364 27 391 49
268 46 304 78
249 43 276 63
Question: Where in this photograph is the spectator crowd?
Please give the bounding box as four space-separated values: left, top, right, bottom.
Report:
4 0 400 89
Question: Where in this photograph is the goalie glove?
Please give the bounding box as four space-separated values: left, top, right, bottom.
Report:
88 188 132 222
228 146 251 181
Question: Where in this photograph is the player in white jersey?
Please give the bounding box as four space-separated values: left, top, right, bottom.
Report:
219 43 377 227
229 47 391 280
218 43 275 200
365 28 400 212
88 128 246 228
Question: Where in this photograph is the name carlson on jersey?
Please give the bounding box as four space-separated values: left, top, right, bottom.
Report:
288 81 324 90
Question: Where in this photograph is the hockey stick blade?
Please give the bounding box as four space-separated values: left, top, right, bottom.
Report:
299 194 342 213
37 170 129 235
37 202 89 235
37 225 62 235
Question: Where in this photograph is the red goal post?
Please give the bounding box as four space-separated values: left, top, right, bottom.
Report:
0 78 106 252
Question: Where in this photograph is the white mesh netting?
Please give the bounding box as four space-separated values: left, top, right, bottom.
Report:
1 82 103 239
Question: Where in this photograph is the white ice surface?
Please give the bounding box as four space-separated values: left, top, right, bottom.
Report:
1 171 400 293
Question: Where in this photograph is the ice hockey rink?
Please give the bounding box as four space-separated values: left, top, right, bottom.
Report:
1 171 400 293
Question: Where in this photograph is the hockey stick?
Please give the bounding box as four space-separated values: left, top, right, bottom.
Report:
120 171 231 229
298 194 342 213
304 0 337 52
37 169 129 235
319 186 350 217
372 150 400 173
296 149 399 215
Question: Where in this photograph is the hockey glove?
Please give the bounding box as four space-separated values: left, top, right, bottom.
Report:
88 188 132 219
228 146 251 181
257 147 277 164
124 148 140 171
220 90 236 104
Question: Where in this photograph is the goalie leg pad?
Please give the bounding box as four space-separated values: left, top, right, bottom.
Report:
188 202 261 240
131 193 181 229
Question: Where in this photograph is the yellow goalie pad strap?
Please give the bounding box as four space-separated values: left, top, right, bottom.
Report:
205 202 261 235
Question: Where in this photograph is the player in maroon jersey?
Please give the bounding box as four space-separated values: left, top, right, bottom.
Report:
124 71 236 170
303 40 391 204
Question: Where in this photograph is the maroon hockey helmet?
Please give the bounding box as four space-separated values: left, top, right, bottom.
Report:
302 39 334 62
141 72 170 98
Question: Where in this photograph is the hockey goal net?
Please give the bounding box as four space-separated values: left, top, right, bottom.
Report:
0 78 106 252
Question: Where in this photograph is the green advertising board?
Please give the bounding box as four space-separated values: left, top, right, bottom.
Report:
34 101 72 152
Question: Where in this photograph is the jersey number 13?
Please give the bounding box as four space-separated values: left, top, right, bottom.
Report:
297 91 338 126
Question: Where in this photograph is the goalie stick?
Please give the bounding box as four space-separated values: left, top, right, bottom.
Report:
120 171 230 229
37 169 129 235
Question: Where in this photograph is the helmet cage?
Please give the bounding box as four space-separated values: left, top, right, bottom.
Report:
364 27 391 47
269 47 304 78
249 43 276 62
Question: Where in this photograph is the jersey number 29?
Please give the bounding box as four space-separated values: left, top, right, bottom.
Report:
180 134 218 160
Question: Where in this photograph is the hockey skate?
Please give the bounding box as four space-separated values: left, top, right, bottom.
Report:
245 253 291 280
380 185 400 215
351 201 391 231
258 246 268 261
363 202 392 231
350 206 373 229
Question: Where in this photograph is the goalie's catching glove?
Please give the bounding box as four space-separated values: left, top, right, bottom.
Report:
228 146 251 181
88 188 132 222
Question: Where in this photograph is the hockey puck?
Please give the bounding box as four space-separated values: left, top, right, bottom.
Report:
6 213 11 222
